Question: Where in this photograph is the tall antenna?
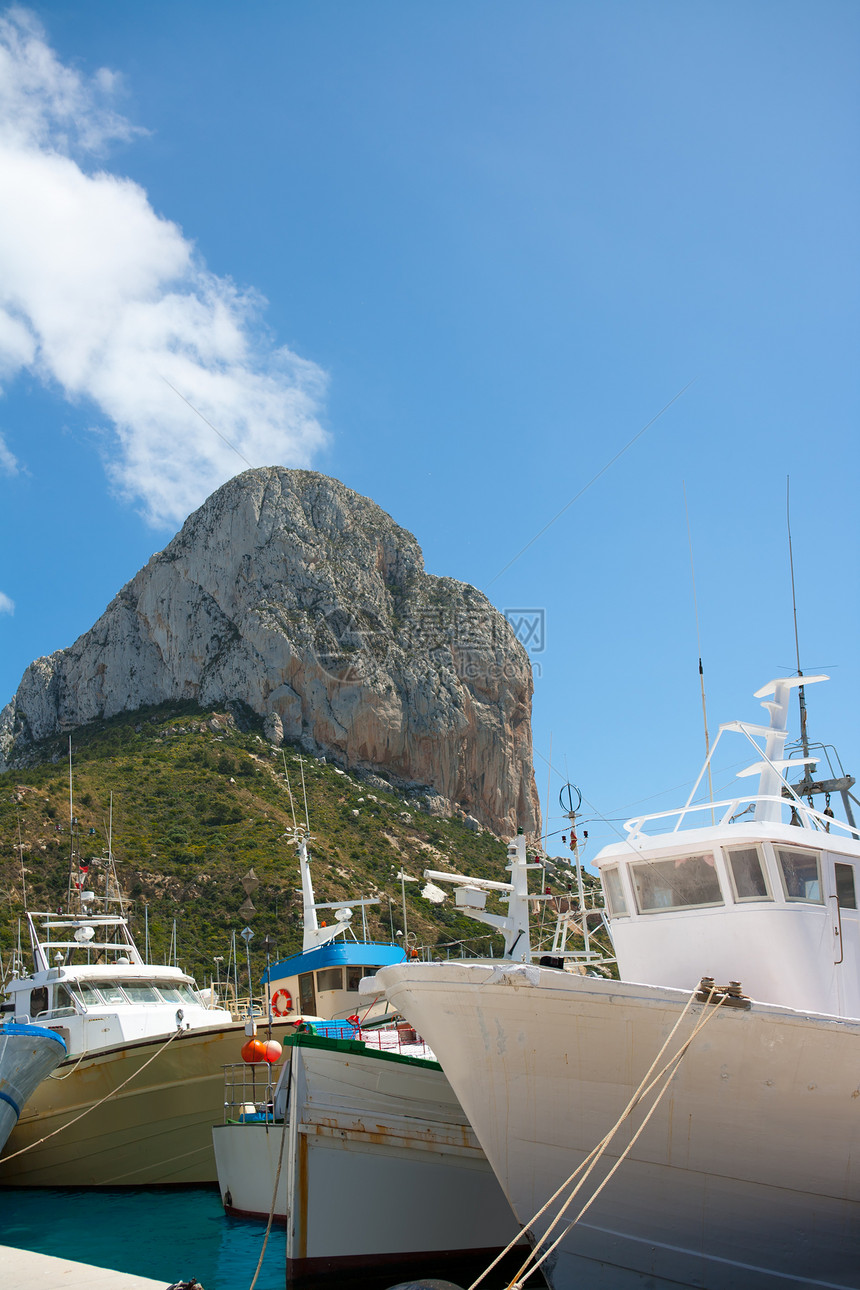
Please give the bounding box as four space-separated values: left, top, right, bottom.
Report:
67 735 75 908
786 476 810 760
16 812 27 909
683 482 714 805
282 751 298 831
543 732 553 855
298 757 311 833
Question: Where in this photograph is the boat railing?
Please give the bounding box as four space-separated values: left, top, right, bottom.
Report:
624 793 860 843
213 984 268 1020
221 1062 281 1124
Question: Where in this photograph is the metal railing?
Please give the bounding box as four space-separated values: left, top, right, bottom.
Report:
222 1062 281 1124
625 793 860 843
221 1022 435 1123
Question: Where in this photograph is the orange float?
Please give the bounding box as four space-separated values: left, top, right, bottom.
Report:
240 1037 267 1064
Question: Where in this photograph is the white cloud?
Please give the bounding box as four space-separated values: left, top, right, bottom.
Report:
0 8 329 527
0 590 14 614
0 429 18 475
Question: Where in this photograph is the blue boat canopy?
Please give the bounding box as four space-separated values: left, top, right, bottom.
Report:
262 940 406 987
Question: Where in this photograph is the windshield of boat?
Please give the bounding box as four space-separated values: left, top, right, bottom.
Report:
67 980 200 1007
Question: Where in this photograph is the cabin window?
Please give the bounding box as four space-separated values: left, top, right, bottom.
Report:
835 862 857 910
69 981 103 1007
298 972 316 1014
602 866 628 917
346 966 364 992
726 847 771 901
156 984 199 1006
777 849 823 903
317 967 343 993
98 982 129 1004
29 986 49 1017
53 985 78 1017
121 983 161 1004
632 854 723 913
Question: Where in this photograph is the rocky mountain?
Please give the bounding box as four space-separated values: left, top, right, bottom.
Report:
0 468 540 837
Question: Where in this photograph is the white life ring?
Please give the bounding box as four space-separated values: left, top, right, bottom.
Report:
271 988 293 1017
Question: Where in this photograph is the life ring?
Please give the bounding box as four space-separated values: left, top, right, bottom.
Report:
271 988 293 1017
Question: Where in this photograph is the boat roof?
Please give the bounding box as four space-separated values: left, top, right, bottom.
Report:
263 940 406 984
596 817 860 866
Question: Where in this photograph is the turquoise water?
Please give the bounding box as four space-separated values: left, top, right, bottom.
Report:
0 1185 284 1290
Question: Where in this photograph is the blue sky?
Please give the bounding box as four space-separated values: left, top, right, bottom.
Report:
0 2 857 860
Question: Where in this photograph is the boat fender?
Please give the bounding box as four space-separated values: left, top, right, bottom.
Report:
271 988 293 1016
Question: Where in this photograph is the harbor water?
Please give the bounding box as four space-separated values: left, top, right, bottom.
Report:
0 1185 285 1290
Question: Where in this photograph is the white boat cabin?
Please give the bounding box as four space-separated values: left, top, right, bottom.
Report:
260 828 405 1024
263 940 406 1023
595 676 860 1020
4 910 231 1058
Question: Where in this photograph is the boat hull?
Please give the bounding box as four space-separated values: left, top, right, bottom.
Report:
213 1035 528 1289
0 1019 296 1186
378 963 860 1290
0 1023 67 1154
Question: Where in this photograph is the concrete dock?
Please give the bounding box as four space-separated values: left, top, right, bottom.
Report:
0 1243 177 1289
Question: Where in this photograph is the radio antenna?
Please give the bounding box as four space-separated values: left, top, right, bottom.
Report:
786 476 810 761
683 482 713 806
16 812 27 909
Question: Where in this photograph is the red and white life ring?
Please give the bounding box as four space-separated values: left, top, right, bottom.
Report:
271 988 293 1017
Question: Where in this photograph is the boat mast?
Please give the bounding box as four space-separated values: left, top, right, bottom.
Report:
560 783 590 959
785 479 856 826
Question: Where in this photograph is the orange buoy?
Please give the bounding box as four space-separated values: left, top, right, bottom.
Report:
241 1038 267 1064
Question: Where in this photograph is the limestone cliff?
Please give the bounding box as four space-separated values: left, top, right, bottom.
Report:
0 469 540 837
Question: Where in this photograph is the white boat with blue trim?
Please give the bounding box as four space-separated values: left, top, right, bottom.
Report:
0 1020 67 1155
211 831 604 1286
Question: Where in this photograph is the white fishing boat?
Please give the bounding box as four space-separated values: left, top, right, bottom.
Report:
378 675 860 1290
260 825 405 1025
0 790 408 1186
213 1027 529 1290
0 893 278 1186
212 834 605 1285
0 1020 67 1153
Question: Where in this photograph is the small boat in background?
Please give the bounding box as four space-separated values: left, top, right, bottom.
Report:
0 1020 67 1154
0 800 404 1186
261 825 405 1023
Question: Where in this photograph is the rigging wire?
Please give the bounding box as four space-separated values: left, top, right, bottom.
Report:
786 475 810 761
683 481 714 810
282 752 298 831
16 811 27 910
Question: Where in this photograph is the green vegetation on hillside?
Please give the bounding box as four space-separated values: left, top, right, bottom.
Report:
1 703 603 989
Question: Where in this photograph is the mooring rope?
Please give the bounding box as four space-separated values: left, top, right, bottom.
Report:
505 990 727 1288
249 1060 292 1290
467 982 724 1290
1 1024 184 1163
47 1048 87 1080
